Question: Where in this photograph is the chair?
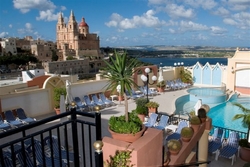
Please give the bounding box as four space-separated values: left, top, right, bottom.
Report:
16 149 37 167
144 113 158 128
91 94 107 108
215 132 240 165
1 152 14 167
83 95 97 111
154 115 169 130
74 97 88 111
16 108 36 123
99 93 116 106
165 120 188 141
0 114 11 131
31 140 67 167
4 110 24 127
44 135 74 162
208 128 225 154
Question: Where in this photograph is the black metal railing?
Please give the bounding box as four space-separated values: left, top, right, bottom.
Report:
210 125 247 139
0 107 103 167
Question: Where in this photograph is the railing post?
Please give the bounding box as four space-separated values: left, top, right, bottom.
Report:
93 140 103 167
71 105 80 166
95 109 102 140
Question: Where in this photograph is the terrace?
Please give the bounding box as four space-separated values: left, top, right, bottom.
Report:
0 83 248 166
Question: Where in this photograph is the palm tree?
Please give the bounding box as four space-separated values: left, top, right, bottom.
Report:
232 103 250 144
101 50 141 122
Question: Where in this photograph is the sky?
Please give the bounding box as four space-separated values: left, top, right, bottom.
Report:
0 0 249 48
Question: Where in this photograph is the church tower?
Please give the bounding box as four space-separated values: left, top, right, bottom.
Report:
79 18 89 36
56 12 65 50
67 10 78 50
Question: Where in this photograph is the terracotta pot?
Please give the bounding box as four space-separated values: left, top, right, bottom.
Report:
118 95 123 101
148 107 157 113
190 124 200 132
239 146 250 162
181 137 191 142
200 117 207 123
108 125 146 143
137 114 146 123
169 149 180 155
54 108 60 115
157 87 165 92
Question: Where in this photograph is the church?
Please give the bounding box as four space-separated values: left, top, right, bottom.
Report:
56 11 102 61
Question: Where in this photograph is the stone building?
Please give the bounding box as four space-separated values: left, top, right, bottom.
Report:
56 10 102 61
0 38 17 55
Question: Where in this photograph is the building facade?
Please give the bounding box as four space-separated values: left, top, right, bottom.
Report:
56 11 101 60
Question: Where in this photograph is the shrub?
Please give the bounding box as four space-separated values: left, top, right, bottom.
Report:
105 149 134 167
167 139 182 151
239 139 250 148
145 101 159 108
181 127 194 138
53 87 67 108
109 113 142 134
135 98 148 115
156 81 166 87
190 116 201 125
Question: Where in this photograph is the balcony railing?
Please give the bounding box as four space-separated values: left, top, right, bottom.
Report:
0 107 103 167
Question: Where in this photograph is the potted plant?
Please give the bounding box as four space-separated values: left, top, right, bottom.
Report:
104 149 134 167
190 115 201 132
101 50 145 143
232 103 250 162
145 101 159 114
167 139 182 155
180 127 194 142
198 108 207 123
53 87 67 115
134 98 148 122
156 80 165 92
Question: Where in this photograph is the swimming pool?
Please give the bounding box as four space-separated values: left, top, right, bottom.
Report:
175 89 250 133
187 87 227 104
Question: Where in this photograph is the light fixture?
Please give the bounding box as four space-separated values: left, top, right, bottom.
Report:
174 63 177 66
181 62 184 66
177 62 180 66
141 68 157 102
231 67 234 74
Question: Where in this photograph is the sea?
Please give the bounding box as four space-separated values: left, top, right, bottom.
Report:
138 57 227 67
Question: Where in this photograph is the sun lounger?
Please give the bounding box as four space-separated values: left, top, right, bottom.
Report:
16 108 36 123
154 115 169 130
91 94 106 108
99 92 116 106
0 115 11 131
215 131 240 165
4 110 24 127
83 95 97 111
144 113 158 128
208 128 225 155
74 97 88 111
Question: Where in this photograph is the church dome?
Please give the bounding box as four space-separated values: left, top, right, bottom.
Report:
79 18 89 27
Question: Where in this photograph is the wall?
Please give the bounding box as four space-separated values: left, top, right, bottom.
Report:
1 89 51 117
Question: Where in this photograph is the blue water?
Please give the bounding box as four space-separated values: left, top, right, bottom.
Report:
188 88 224 96
138 57 227 67
177 95 250 133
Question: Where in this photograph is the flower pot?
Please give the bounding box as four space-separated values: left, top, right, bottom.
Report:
200 117 207 123
239 146 250 162
108 125 146 143
190 124 200 132
169 149 180 155
148 107 157 113
157 87 165 92
181 137 191 142
137 114 146 123
54 108 60 115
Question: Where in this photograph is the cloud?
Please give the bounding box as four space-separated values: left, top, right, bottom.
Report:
210 26 227 35
223 12 250 29
17 22 33 34
179 21 209 32
36 10 59 21
13 0 56 13
183 0 217 10
213 7 230 16
9 24 13 28
60 6 66 11
227 0 250 11
0 32 9 38
105 10 166 30
163 3 196 19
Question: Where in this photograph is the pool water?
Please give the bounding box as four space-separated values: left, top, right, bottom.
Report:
207 97 250 133
175 94 250 133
